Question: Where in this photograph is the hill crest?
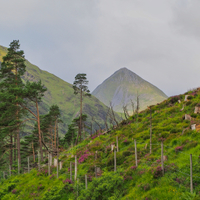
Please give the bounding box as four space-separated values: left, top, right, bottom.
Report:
92 67 168 112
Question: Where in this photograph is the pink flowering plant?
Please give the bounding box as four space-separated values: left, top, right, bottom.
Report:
130 166 137 170
175 146 183 153
78 153 90 163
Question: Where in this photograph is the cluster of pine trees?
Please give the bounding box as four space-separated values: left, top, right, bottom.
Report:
0 40 61 172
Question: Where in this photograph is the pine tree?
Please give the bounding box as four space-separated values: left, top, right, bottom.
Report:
22 80 47 162
0 40 26 170
73 73 91 144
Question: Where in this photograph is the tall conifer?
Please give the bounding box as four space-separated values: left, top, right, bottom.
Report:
0 40 26 169
73 73 91 144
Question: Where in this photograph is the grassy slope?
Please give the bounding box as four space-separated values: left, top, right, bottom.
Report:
1 88 200 199
0 45 119 136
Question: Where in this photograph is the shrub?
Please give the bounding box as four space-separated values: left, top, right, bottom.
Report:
170 128 181 133
130 166 137 170
63 179 73 184
191 113 197 118
11 189 17 194
122 150 132 157
187 95 193 100
123 139 131 145
78 172 125 200
152 166 163 179
78 153 90 163
175 146 183 153
169 96 180 104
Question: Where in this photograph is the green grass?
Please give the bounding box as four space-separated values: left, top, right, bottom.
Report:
1 88 200 199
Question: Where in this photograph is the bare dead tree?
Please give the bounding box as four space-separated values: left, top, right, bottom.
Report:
131 100 135 116
109 102 119 126
136 92 140 119
122 104 130 120
149 106 152 154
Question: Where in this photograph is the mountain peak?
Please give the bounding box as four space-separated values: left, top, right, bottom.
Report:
92 68 167 112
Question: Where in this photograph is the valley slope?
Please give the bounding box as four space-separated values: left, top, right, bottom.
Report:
0 45 118 136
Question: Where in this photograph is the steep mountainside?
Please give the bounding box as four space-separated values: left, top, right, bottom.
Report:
1 88 200 199
0 45 119 136
92 67 168 113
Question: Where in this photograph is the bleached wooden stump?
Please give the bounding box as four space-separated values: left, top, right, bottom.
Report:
111 144 115 151
96 167 101 174
49 154 52 166
184 95 189 101
191 124 196 130
163 155 168 161
194 106 200 114
54 158 58 167
180 105 185 111
59 161 63 170
185 114 191 120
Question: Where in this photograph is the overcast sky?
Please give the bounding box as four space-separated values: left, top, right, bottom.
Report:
1 0 200 97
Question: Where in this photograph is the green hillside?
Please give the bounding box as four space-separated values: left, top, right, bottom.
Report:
92 67 168 113
0 45 119 136
1 88 200 199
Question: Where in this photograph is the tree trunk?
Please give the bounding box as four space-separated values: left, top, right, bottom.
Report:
150 108 152 154
36 100 43 162
9 135 13 170
17 129 21 170
79 88 82 142
32 142 35 162
15 66 21 171
54 120 57 151
14 135 17 162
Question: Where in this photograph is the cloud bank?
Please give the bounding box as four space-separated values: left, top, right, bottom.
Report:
1 0 200 96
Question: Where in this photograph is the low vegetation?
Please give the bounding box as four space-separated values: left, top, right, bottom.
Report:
1 87 200 199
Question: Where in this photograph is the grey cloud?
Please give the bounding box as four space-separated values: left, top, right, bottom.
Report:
171 0 200 38
1 0 200 97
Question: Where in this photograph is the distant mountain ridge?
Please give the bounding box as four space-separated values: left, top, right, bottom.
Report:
0 45 119 136
92 67 168 113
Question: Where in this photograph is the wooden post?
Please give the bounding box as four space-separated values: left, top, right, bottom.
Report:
59 161 63 170
190 154 193 193
70 161 72 181
114 149 116 172
49 154 52 166
134 140 138 167
85 174 88 189
150 109 152 154
75 155 77 181
9 165 11 176
48 153 50 176
77 178 79 197
38 150 40 171
116 136 119 152
56 159 59 179
95 166 97 178
95 151 97 178
18 158 20 174
28 156 30 173
161 141 164 175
